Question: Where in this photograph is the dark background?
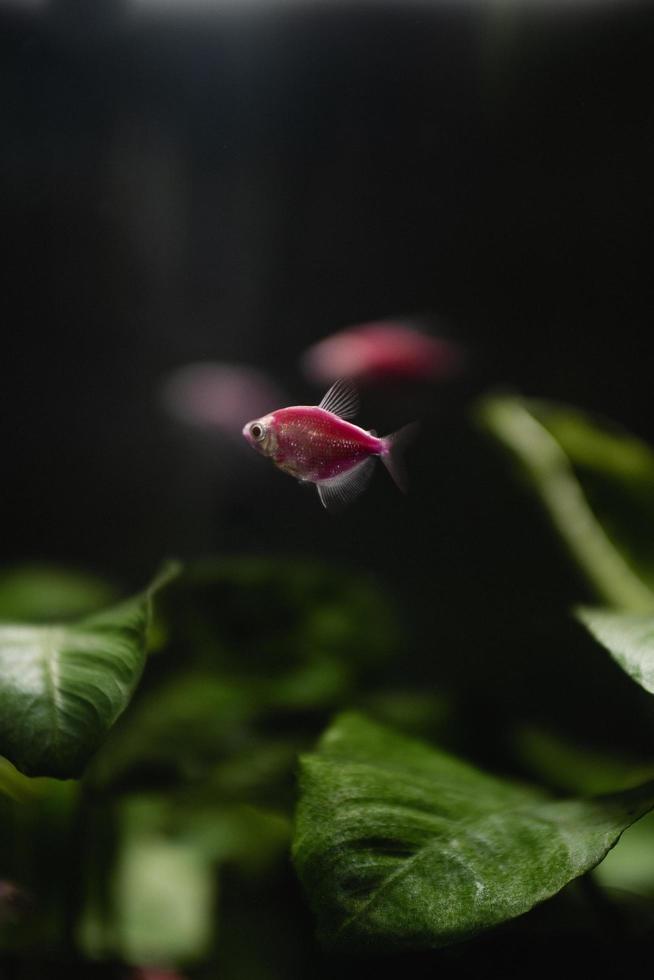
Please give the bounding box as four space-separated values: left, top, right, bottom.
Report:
3 0 654 766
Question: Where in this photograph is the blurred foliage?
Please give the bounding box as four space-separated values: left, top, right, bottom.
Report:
3 450 654 974
477 396 654 610
80 793 289 967
0 555 399 973
0 565 117 624
89 558 399 806
0 774 80 956
479 396 654 705
595 810 654 899
513 725 654 796
476 395 654 940
90 674 259 792
164 557 398 709
0 756 56 804
356 688 452 741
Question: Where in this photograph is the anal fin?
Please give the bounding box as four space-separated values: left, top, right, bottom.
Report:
317 457 375 513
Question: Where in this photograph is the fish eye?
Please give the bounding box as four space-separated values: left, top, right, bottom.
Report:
250 422 265 441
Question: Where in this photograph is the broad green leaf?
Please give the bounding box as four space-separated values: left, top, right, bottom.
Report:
293 713 654 951
576 606 654 695
477 396 654 611
0 562 179 778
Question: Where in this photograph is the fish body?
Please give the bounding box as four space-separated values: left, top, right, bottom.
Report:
248 405 383 482
242 379 417 511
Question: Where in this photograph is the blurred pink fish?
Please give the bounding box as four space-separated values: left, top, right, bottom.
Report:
0 880 31 924
301 319 461 384
242 379 417 511
160 362 284 439
130 970 187 980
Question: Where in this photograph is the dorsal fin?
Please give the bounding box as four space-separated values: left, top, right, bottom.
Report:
318 378 359 420
317 457 375 513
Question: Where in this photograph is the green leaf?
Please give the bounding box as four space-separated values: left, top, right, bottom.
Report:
576 606 654 695
0 562 180 778
476 395 654 610
293 713 654 951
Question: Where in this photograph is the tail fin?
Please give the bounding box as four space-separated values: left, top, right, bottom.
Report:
381 421 419 493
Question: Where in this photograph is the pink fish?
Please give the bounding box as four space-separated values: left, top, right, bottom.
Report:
301 319 462 384
242 379 417 511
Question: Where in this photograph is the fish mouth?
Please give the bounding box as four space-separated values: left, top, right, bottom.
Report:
242 421 260 448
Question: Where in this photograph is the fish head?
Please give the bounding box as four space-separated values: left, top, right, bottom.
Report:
242 413 277 457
